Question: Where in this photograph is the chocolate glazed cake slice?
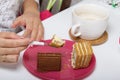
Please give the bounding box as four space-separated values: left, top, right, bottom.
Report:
37 53 61 72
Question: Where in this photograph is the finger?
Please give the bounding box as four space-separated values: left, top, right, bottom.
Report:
0 47 26 55
0 38 30 48
12 17 21 28
0 55 19 63
12 17 26 28
0 32 22 39
22 20 33 38
36 24 44 41
30 21 39 41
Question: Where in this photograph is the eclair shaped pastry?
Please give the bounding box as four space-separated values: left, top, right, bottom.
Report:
0 55 19 63
71 40 93 69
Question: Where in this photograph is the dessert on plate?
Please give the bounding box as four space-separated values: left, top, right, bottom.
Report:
37 53 61 72
49 34 65 48
71 40 93 69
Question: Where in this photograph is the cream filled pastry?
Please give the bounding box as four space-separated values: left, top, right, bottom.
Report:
49 34 65 48
71 40 93 69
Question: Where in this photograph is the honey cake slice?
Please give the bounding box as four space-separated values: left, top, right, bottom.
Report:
71 40 93 69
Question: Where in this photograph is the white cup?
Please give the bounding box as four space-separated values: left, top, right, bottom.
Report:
71 4 109 40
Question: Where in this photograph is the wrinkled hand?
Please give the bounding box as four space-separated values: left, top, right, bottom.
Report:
12 11 44 42
0 32 30 55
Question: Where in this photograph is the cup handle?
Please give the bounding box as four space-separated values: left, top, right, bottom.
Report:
71 24 81 37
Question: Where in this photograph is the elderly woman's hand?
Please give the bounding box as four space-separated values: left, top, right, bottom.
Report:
0 32 30 55
12 11 44 42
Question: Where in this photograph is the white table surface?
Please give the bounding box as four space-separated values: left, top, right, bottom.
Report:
1 0 120 80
